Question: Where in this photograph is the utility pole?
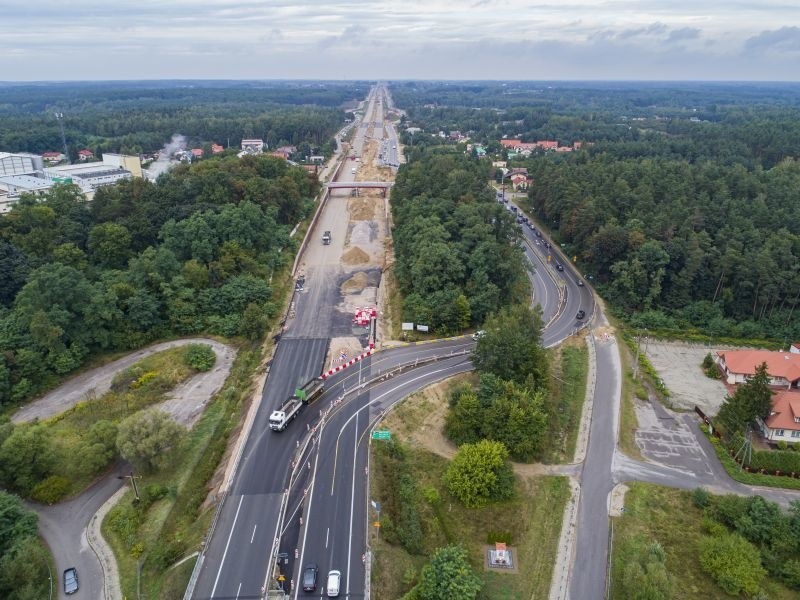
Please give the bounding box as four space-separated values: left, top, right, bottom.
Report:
54 112 70 164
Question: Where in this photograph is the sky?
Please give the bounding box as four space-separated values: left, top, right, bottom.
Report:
2 1 800 81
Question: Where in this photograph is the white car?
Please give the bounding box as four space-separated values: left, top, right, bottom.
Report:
327 570 341 597
472 330 485 341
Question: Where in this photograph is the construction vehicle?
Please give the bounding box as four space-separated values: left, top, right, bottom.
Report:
269 377 325 431
322 230 331 245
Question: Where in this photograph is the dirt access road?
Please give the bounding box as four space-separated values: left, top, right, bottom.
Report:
13 338 235 426
18 338 235 600
292 85 398 368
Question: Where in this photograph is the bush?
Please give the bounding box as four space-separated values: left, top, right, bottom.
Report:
30 475 70 504
699 532 766 596
692 487 710 508
183 344 216 372
445 440 515 508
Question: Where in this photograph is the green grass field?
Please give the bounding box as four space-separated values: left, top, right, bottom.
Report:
610 482 796 599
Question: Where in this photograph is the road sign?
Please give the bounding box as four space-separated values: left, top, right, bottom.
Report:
373 522 381 528
371 430 391 440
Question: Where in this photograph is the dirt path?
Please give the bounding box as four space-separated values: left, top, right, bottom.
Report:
13 338 236 425
25 337 236 600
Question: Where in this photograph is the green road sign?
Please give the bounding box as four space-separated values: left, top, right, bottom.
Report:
371 430 391 440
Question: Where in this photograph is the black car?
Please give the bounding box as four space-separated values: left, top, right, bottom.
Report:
303 563 318 592
556 263 564 271
576 310 586 320
63 568 79 595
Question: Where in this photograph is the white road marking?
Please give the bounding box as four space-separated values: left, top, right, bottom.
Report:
326 527 330 549
250 524 257 544
235 582 242 599
210 495 244 598
346 410 359 595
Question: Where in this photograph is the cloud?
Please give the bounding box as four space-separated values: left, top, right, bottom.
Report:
0 1 797 80
744 26 800 54
668 27 701 42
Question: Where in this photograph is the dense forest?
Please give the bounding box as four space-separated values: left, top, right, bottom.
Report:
390 152 529 332
393 82 800 340
0 80 367 157
0 154 318 407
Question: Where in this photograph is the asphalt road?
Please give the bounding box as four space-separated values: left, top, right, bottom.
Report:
570 335 621 600
34 463 128 600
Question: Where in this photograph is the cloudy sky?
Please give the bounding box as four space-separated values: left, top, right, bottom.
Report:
2 0 800 80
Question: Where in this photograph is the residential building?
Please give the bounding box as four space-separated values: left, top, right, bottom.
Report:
78 149 94 161
191 148 204 159
211 144 225 154
758 391 800 443
42 151 65 164
716 350 800 389
241 139 265 154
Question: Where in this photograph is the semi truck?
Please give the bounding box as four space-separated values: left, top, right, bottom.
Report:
269 377 325 431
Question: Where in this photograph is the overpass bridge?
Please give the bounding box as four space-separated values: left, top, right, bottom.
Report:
325 181 394 196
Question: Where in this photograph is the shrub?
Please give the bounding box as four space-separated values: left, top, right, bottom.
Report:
183 344 216 372
699 532 766 596
692 487 710 508
30 475 70 504
445 440 515 508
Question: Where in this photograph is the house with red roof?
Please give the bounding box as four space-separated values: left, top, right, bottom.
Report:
42 151 65 163
715 350 800 389
78 149 94 161
759 390 800 443
211 144 224 154
191 148 204 158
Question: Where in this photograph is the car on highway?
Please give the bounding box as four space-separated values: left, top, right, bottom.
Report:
326 570 341 597
63 567 79 595
556 263 564 271
576 310 586 320
303 563 318 592
472 330 485 340
577 279 585 287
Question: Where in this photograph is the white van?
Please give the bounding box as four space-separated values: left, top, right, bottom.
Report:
351 167 356 174
327 570 341 597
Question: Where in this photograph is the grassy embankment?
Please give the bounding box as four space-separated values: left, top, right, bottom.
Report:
103 344 262 599
610 482 796 599
41 347 196 495
543 339 588 463
370 376 571 599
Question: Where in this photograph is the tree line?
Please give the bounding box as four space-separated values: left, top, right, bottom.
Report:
0 80 366 157
526 152 800 340
0 154 318 408
390 152 529 333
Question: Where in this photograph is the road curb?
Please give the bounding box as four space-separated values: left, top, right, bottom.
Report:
571 331 598 465
86 486 126 600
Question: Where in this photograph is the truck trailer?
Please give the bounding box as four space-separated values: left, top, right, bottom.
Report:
268 377 325 431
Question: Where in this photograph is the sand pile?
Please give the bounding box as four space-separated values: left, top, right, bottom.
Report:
349 197 375 220
342 246 370 265
341 271 368 293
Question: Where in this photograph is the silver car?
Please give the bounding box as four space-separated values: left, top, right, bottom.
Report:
327 569 341 597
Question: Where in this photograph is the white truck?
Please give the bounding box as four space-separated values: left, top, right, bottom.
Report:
269 377 325 431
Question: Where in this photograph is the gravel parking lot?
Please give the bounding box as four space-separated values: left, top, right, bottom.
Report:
644 341 731 415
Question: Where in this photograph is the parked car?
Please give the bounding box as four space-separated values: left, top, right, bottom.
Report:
303 563 318 592
63 568 79 595
576 310 586 320
327 570 341 597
